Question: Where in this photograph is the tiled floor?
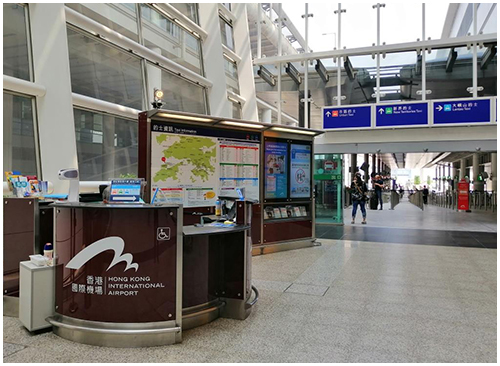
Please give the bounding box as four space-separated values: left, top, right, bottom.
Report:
4 238 496 363
317 200 497 232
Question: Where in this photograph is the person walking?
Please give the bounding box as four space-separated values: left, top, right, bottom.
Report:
422 185 429 204
351 172 368 224
373 174 384 210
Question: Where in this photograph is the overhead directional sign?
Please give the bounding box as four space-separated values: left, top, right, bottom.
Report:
433 99 490 124
375 102 428 127
323 105 371 129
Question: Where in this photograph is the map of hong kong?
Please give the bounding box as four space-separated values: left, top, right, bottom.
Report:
153 134 217 184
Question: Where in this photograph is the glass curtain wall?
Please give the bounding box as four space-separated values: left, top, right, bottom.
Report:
169 3 199 24
3 3 31 80
146 62 207 114
3 93 38 177
140 4 203 75
66 26 144 110
66 4 209 180
74 108 138 181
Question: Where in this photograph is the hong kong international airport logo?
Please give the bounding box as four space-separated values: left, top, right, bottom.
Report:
66 236 139 272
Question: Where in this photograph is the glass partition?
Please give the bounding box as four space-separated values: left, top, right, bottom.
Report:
74 108 138 181
140 4 203 75
66 3 139 42
3 4 31 81
66 27 144 110
146 62 208 115
426 46 473 100
3 93 38 177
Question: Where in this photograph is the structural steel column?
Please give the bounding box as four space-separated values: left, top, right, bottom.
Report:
492 153 497 192
473 153 484 191
371 154 376 176
350 154 357 182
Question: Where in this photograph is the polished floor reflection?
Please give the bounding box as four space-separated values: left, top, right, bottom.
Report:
4 237 496 362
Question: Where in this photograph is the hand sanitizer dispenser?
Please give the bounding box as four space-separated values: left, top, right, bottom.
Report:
58 168 79 202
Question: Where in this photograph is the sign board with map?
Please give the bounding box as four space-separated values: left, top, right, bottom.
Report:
148 121 260 207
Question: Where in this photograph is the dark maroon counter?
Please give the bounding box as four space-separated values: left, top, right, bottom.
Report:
47 202 255 348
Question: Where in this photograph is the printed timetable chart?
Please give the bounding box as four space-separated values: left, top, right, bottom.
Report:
219 140 260 201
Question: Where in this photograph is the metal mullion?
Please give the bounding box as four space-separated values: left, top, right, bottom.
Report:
24 3 35 83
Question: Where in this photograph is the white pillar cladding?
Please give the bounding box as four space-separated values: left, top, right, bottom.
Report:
261 108 272 123
198 3 231 118
232 3 258 121
29 3 78 193
492 153 497 192
460 158 466 180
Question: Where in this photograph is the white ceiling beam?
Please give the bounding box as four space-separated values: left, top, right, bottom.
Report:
254 33 497 65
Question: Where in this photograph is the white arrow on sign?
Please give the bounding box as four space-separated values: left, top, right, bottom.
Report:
114 196 137 201
436 105 443 111
378 108 384 114
326 111 331 117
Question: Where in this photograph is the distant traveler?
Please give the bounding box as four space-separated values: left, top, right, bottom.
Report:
351 172 368 224
422 185 429 204
399 185 404 198
373 175 384 210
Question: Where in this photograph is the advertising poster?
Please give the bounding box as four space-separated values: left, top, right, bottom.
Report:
265 141 288 199
290 144 311 198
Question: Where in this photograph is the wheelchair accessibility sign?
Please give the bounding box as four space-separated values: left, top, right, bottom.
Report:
156 227 171 241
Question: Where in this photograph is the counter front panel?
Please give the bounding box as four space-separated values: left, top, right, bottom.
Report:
55 205 179 323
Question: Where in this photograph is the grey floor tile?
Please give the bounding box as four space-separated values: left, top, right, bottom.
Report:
285 283 329 296
3 342 25 358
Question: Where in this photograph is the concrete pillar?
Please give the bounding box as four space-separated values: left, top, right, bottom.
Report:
350 154 357 182
199 3 232 117
492 153 497 192
364 154 369 183
30 4 78 192
473 153 484 191
261 108 272 123
232 3 258 120
459 158 466 180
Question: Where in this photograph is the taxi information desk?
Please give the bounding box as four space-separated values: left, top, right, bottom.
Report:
47 202 255 348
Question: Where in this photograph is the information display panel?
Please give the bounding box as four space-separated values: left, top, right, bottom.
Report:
150 121 260 207
290 143 312 199
264 140 288 199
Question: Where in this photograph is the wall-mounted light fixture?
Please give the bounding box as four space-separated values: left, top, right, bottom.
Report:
152 88 164 109
257 66 276 87
285 62 302 85
315 59 329 83
271 127 317 135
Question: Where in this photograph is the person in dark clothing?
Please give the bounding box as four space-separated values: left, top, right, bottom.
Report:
351 172 368 224
373 175 384 210
422 185 429 204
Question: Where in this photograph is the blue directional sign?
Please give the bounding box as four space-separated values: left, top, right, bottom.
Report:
433 99 490 124
375 102 428 127
323 106 371 129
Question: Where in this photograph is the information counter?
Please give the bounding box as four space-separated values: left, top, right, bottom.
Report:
47 202 255 348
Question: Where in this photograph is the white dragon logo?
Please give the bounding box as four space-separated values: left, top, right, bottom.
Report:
66 237 139 272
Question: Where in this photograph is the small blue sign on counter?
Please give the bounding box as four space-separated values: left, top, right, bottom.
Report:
323 106 371 129
109 179 143 203
375 102 428 127
433 99 490 124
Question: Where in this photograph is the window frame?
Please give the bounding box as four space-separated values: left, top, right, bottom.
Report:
3 90 42 179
